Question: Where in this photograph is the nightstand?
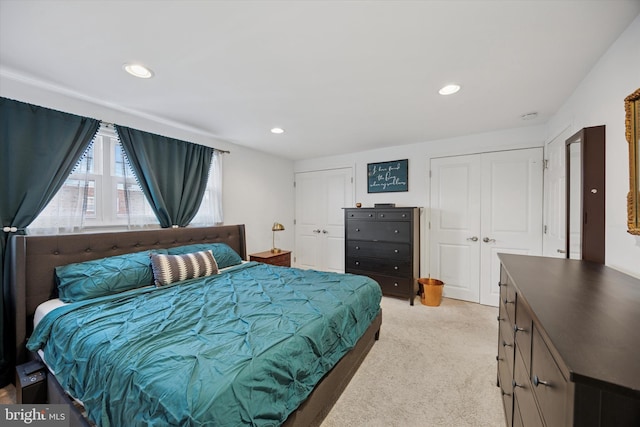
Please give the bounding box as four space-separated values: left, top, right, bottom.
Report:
249 250 291 267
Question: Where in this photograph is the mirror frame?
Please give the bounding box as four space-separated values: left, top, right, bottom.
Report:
625 88 640 235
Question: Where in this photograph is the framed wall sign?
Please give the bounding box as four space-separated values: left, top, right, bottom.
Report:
367 159 408 193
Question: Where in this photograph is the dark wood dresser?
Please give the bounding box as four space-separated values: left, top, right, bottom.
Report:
344 207 420 305
249 250 291 267
497 254 640 427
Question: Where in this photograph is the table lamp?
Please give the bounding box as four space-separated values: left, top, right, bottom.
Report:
271 222 285 253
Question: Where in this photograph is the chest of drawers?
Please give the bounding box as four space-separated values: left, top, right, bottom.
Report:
497 254 640 427
344 207 420 305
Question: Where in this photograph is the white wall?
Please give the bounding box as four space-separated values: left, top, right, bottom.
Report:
295 124 547 276
0 79 296 256
296 15 640 279
546 15 640 278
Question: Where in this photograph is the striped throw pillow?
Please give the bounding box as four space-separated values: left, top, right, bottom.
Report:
150 250 219 286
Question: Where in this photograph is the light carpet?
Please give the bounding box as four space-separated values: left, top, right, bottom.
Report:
320 296 504 427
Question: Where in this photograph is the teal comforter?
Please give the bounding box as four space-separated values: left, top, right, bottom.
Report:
27 262 381 427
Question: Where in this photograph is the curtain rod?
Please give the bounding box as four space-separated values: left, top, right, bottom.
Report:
101 121 230 154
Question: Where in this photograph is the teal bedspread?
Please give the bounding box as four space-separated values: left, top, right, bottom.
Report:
27 262 382 427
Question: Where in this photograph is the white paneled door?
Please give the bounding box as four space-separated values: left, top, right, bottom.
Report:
430 148 543 306
294 168 353 272
542 127 572 258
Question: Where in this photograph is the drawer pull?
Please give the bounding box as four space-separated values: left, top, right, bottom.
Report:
533 375 551 387
380 214 385 217
355 246 360 250
355 261 360 266
394 282 398 287
394 249 399 253
498 282 506 287
514 325 526 333
496 355 503 362
500 388 512 397
503 298 514 305
394 266 399 270
512 380 523 389
394 229 399 233
502 340 512 348
497 315 503 321
368 214 374 217
355 228 360 232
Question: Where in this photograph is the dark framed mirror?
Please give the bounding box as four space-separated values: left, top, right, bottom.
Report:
565 125 605 264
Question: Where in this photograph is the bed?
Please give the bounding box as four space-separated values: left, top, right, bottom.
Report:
9 225 382 427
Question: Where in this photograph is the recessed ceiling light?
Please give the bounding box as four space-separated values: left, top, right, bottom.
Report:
520 112 538 120
270 127 285 134
438 84 461 95
123 63 154 79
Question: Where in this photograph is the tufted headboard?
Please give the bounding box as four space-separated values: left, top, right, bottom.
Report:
9 224 246 364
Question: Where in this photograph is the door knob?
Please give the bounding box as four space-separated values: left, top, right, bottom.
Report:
322 230 328 234
313 229 321 233
467 236 479 241
483 237 496 243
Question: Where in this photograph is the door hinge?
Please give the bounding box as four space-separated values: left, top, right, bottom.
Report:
293 219 296 225
428 221 431 230
543 224 547 234
293 181 296 187
351 177 353 183
429 170 432 178
543 159 549 170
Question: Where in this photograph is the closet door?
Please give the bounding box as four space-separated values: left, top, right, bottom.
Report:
430 148 543 306
478 149 543 306
430 154 482 302
295 168 353 272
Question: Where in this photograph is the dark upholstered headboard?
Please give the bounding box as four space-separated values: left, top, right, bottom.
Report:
9 225 246 364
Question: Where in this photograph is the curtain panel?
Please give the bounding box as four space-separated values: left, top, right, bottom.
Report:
0 97 100 386
115 125 214 228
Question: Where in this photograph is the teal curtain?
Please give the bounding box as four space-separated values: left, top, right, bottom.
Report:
0 97 100 386
115 125 214 228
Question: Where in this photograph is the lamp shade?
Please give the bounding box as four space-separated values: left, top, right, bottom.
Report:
272 222 285 231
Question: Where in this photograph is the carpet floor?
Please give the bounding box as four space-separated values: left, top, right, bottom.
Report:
320 296 504 427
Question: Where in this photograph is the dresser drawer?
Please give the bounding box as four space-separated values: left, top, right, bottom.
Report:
345 209 376 220
363 273 414 297
346 241 410 260
499 319 515 375
346 256 412 277
497 330 514 427
531 326 570 427
514 299 533 371
346 221 412 243
376 210 412 221
513 350 544 427
497 360 514 427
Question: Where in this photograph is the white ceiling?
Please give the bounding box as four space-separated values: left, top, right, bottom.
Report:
1 1 639 160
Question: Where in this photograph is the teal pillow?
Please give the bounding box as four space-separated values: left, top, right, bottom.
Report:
56 249 166 302
167 243 243 268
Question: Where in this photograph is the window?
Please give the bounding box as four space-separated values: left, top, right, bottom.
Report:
29 124 158 233
29 123 223 234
